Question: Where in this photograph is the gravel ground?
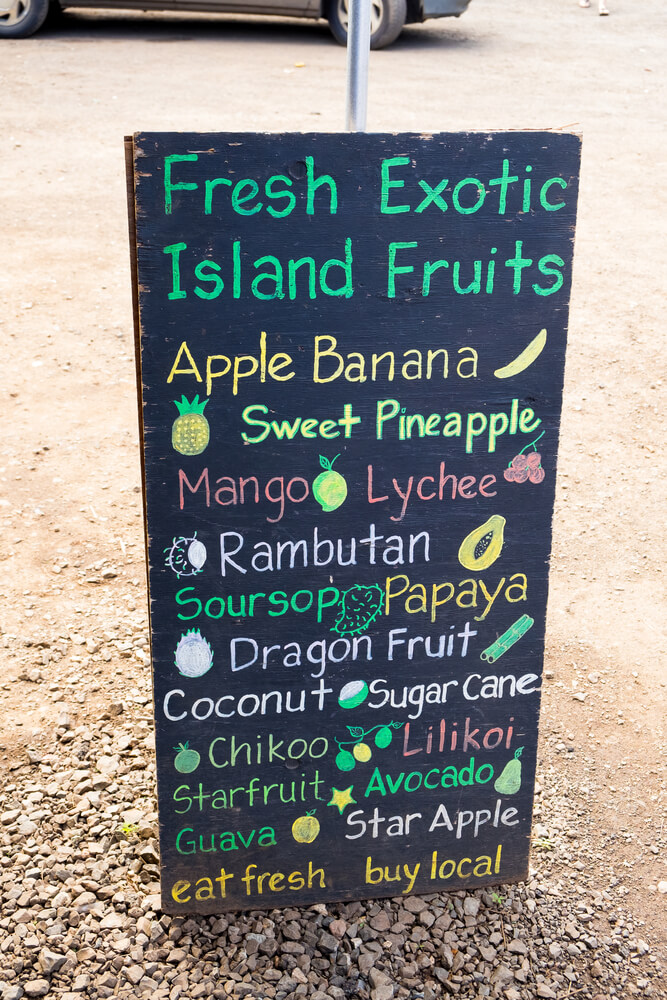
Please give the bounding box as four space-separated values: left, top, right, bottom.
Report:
0 626 663 1000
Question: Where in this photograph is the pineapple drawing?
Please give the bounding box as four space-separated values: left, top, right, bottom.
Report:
172 396 210 455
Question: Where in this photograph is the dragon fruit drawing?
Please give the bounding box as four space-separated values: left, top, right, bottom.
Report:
174 630 214 678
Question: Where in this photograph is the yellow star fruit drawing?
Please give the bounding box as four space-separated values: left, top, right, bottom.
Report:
328 786 356 814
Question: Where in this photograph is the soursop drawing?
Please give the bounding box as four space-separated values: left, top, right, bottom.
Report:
332 584 384 636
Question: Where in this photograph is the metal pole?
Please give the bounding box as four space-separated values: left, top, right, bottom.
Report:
345 0 371 131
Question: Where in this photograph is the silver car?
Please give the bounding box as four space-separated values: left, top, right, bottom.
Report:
0 0 472 47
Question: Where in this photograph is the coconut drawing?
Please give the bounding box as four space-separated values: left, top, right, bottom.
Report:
174 630 214 678
338 680 369 710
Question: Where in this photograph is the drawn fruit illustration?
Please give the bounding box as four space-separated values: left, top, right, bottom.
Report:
174 629 214 678
292 810 320 844
335 749 356 771
494 328 547 379
504 432 545 484
338 679 369 710
494 747 524 795
374 726 394 749
312 454 347 512
335 722 402 770
174 742 201 774
509 456 530 483
333 584 384 636
164 533 207 577
458 515 506 571
172 395 210 455
328 786 356 814
187 538 207 568
353 742 372 762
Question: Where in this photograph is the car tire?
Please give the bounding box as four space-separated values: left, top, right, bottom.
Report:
328 0 407 49
0 0 50 37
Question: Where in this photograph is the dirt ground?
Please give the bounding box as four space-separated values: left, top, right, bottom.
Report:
1 0 666 965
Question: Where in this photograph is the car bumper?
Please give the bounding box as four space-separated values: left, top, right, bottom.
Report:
422 0 471 18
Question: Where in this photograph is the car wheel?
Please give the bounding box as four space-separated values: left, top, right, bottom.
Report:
0 0 50 37
328 0 407 49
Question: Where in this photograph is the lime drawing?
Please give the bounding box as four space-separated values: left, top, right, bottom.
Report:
313 454 347 512
174 629 214 678
174 742 201 774
172 395 210 456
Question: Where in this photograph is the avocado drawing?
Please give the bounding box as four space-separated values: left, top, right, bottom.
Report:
494 747 524 795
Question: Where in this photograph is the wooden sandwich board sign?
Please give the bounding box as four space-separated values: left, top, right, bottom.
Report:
126 131 581 914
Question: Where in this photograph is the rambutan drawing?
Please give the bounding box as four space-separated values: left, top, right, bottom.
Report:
164 533 207 578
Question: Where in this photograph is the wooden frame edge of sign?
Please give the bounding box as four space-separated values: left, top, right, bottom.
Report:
124 134 153 645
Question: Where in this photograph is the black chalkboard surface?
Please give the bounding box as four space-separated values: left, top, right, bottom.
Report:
127 131 581 914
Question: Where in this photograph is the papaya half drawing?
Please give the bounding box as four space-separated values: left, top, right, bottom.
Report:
458 515 506 571
494 328 547 379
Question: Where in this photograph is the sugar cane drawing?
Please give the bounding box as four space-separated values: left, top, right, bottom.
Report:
480 615 534 663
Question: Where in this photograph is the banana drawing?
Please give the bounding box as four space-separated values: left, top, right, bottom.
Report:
494 328 547 379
